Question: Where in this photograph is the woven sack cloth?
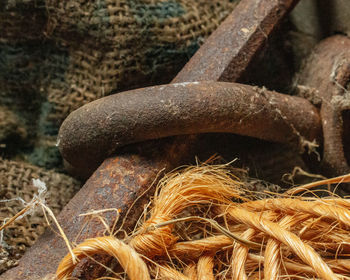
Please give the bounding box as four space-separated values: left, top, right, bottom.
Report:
0 106 26 143
0 41 70 168
0 0 46 43
44 0 239 123
1 0 239 123
0 0 239 169
0 158 80 273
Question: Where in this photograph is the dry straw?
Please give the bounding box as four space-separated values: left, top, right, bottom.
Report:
55 165 350 279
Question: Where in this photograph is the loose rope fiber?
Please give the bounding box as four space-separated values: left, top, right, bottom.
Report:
55 165 350 279
56 236 150 280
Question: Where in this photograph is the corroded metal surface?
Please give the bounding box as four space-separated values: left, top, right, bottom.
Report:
0 148 191 279
59 81 321 173
0 0 300 278
298 35 350 176
173 0 299 83
58 0 301 178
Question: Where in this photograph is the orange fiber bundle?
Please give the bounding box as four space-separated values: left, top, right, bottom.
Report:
56 165 350 279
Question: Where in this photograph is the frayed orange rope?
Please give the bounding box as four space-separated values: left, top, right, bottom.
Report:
197 255 215 280
284 173 350 195
231 228 255 280
169 235 232 259
241 197 350 227
129 165 244 257
56 236 150 280
55 166 350 279
152 264 191 280
183 263 197 279
224 205 337 279
263 214 309 280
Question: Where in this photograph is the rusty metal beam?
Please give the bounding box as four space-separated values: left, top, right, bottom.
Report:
173 0 299 83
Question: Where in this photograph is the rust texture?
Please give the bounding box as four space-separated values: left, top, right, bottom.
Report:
173 0 299 83
298 35 350 176
0 149 191 279
59 81 321 173
0 0 300 278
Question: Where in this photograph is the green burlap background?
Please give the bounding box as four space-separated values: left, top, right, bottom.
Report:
0 0 238 272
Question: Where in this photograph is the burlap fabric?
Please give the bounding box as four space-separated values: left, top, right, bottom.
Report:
0 0 239 274
0 106 26 143
0 1 46 44
0 158 80 273
1 0 238 168
45 0 239 124
0 41 69 168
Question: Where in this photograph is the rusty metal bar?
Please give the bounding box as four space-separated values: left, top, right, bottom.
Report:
58 81 321 173
173 0 299 83
0 0 300 278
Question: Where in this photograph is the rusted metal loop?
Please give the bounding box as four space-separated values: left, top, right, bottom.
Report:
58 81 321 174
298 35 350 176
